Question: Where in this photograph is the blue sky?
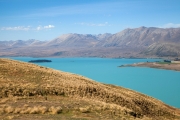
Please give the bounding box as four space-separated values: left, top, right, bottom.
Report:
0 0 180 41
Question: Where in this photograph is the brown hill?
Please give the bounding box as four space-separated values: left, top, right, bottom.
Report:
98 27 180 47
0 58 180 120
96 27 180 57
43 34 99 48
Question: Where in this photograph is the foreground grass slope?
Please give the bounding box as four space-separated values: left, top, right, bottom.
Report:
0 58 180 120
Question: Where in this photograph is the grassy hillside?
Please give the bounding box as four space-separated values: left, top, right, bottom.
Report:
0 58 180 120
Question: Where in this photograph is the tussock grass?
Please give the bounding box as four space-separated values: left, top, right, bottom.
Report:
0 104 62 115
49 106 62 114
0 58 180 120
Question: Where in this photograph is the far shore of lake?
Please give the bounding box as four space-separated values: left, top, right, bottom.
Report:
119 62 180 71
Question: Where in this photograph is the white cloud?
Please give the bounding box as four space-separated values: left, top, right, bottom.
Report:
1 26 31 31
36 25 55 31
36 26 42 31
1 25 55 31
44 25 55 29
160 23 180 28
75 22 111 27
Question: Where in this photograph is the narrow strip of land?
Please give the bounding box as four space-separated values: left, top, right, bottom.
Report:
120 62 180 71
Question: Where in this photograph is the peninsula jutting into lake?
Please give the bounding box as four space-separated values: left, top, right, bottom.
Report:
119 59 180 71
28 59 52 63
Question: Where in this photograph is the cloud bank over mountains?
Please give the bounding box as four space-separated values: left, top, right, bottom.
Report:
1 22 180 32
161 23 180 28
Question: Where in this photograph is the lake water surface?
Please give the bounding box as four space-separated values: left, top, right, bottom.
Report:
7 57 180 108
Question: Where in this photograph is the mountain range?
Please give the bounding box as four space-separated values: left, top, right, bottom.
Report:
0 27 180 58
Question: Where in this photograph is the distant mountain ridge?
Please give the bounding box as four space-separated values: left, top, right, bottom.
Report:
0 27 180 58
97 27 180 47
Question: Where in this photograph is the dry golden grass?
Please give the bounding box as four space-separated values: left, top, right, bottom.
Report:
0 58 180 120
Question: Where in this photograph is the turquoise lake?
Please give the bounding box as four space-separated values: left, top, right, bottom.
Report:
6 57 180 108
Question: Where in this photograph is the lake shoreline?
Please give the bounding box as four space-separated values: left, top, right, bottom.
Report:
119 62 180 71
3 57 180 108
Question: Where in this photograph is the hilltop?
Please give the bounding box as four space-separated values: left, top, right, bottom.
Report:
0 58 180 120
0 27 180 58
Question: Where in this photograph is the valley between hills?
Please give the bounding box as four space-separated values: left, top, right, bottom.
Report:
0 58 180 120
